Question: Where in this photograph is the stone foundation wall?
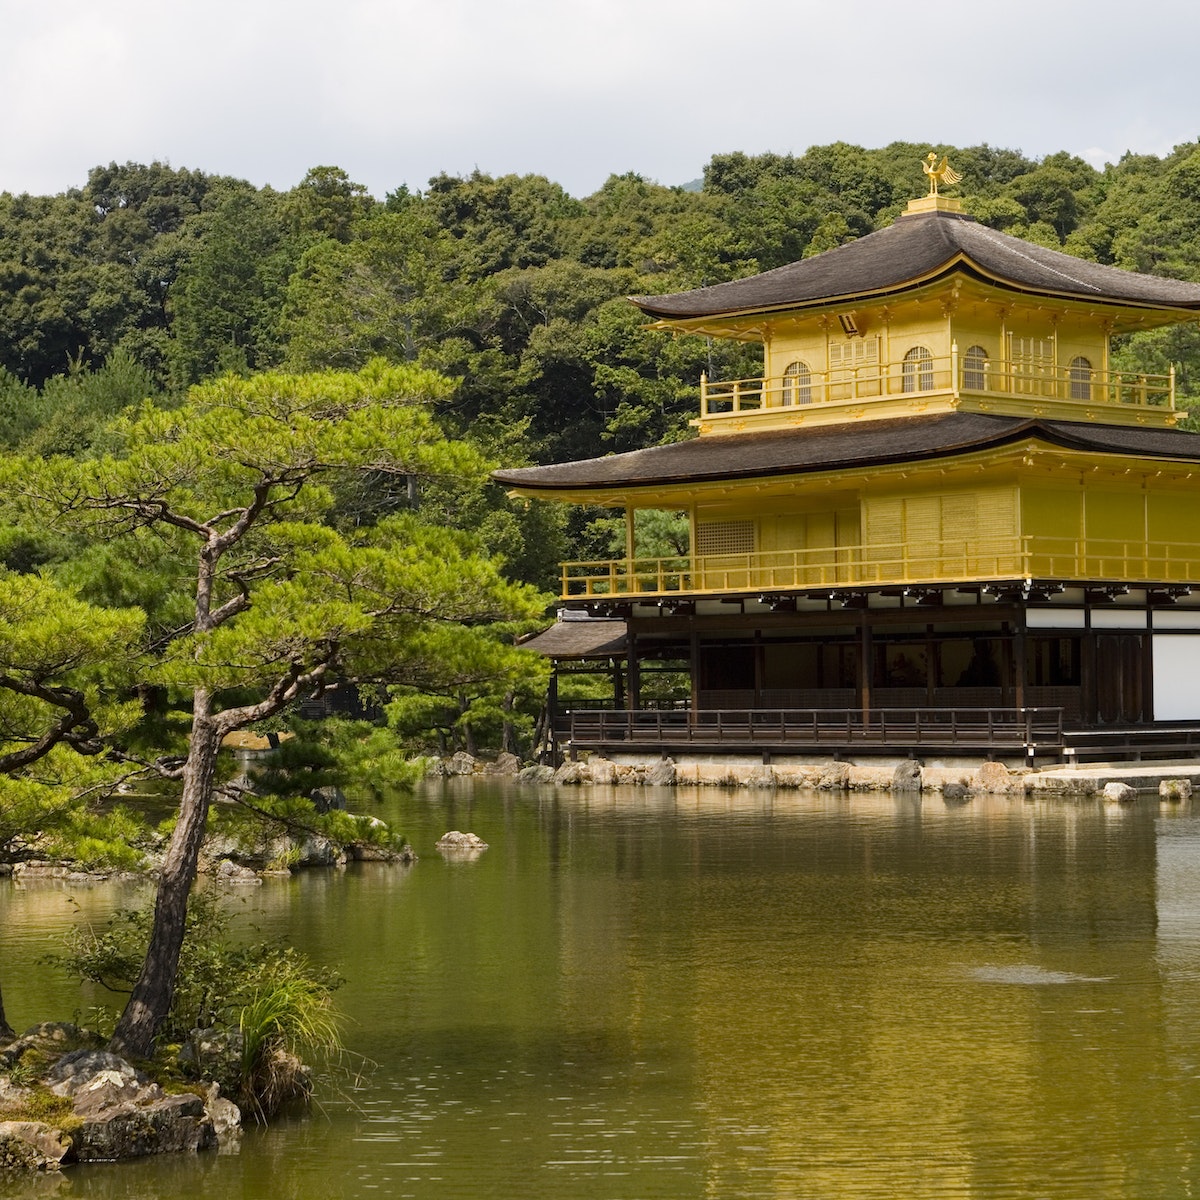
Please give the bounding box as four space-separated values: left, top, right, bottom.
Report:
434 752 1200 799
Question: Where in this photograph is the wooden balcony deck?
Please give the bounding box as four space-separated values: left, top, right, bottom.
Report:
699 356 1174 425
559 706 1066 757
561 535 1200 599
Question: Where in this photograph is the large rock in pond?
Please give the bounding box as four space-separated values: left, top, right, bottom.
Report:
553 760 584 785
71 1091 215 1161
587 757 618 785
215 859 261 885
892 759 923 794
436 831 489 857
44 1048 217 1161
445 752 477 776
484 752 522 776
974 760 1014 794
817 762 851 791
644 758 677 787
1103 781 1138 804
309 785 347 812
1160 778 1194 801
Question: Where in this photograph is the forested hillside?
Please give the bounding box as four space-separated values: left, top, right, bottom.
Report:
5 141 1200 588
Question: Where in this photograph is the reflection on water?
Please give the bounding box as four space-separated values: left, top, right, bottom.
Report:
2 784 1200 1198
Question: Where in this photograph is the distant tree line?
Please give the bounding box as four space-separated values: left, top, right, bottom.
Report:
5 142 1200 584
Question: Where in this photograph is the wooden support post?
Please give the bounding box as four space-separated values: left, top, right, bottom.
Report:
1013 626 1026 711
628 628 640 710
690 625 700 716
860 618 872 724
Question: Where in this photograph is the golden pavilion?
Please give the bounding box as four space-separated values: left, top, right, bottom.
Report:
495 172 1200 761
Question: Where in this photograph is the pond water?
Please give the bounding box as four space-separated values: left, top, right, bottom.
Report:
3 780 1200 1199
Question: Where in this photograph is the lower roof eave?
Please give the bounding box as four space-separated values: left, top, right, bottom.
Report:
564 579 1196 617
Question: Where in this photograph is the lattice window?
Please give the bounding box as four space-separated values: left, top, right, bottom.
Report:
962 345 988 390
829 337 880 399
902 345 933 393
695 519 755 557
781 360 812 406
1069 355 1093 401
1009 335 1055 395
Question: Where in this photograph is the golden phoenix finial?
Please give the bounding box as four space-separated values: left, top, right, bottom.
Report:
923 152 963 197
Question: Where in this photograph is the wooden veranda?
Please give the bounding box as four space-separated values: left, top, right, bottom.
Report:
557 705 1065 759
555 706 1200 765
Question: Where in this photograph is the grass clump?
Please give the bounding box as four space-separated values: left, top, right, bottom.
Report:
237 952 342 1121
52 892 343 1118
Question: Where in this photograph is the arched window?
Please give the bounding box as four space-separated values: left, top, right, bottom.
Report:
782 360 812 406
963 345 988 391
902 345 934 393
1069 355 1092 401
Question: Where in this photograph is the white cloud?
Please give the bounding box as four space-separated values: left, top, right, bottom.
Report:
2 0 1200 198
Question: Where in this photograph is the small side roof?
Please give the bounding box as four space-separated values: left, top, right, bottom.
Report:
493 413 1200 495
520 617 628 660
630 209 1200 321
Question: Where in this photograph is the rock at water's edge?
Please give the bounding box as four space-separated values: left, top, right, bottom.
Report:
71 1092 215 1161
1103 781 1138 804
445 752 477 776
0 1121 71 1170
436 831 489 854
485 752 522 776
309 785 347 813
644 759 677 787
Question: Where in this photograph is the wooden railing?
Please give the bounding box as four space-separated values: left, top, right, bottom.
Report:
561 535 1200 598
562 706 1065 753
699 356 1173 421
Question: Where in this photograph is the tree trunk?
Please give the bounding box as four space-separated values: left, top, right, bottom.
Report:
0 980 14 1041
501 690 518 756
110 695 221 1060
459 692 477 757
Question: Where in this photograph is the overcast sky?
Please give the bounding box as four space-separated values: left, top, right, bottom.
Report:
4 0 1199 200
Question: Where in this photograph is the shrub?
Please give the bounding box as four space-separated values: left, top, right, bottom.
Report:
52 893 343 1115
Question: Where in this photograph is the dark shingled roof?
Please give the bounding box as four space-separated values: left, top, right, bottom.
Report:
630 210 1200 319
493 414 1200 494
520 618 627 659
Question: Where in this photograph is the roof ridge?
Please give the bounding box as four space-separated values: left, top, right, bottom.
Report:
968 225 1104 294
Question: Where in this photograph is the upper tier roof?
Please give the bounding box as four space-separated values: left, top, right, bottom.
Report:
493 413 1200 495
630 209 1200 320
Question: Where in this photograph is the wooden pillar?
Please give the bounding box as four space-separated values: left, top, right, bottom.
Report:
1143 628 1154 724
860 617 872 721
690 625 700 713
1013 624 1027 711
1081 611 1097 726
627 628 640 710
612 658 625 709
754 629 764 709
925 623 935 706
625 506 636 564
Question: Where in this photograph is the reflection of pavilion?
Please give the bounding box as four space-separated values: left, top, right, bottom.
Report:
1156 813 1200 977
501 168 1200 763
553 793 1172 1196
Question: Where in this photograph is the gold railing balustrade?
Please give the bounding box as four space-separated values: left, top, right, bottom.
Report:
699 356 1174 419
561 535 1200 598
